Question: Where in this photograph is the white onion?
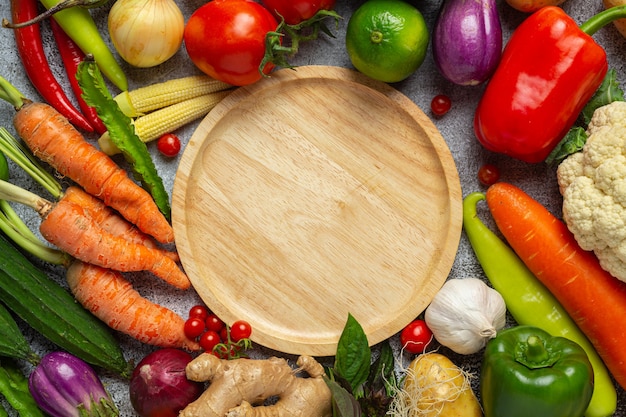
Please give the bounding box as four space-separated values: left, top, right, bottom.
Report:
108 0 184 68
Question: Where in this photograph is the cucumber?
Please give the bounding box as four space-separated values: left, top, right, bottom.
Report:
0 234 130 377
0 303 38 365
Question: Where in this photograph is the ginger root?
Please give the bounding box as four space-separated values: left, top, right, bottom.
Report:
180 354 332 417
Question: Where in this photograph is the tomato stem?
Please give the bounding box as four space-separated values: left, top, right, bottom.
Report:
259 8 341 77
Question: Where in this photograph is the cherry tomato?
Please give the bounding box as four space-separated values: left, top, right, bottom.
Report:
260 0 336 25
184 0 278 86
205 313 225 333
400 319 433 354
156 133 181 157
220 326 229 342
199 330 222 352
478 163 501 186
184 317 206 339
188 305 209 320
430 94 452 117
230 320 252 342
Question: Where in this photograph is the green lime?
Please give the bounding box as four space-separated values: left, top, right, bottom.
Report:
346 0 429 83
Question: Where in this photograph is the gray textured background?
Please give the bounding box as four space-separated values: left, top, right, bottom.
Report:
0 0 624 415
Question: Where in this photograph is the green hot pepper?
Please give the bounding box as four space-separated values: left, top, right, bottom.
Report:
39 0 128 91
463 192 616 417
482 325 594 417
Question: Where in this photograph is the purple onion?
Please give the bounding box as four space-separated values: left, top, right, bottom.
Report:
432 0 503 86
29 351 118 417
129 348 204 417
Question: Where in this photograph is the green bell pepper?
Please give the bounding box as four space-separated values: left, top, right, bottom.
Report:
481 325 593 417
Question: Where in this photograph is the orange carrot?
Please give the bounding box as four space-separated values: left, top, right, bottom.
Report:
13 101 174 244
62 186 179 262
66 260 199 351
485 181 626 390
39 196 190 290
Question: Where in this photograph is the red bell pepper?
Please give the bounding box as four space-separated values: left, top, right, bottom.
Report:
473 6 626 163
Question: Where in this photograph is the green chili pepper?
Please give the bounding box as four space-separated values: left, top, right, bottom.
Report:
77 56 171 220
0 358 46 417
39 0 128 91
463 192 616 417
482 325 593 417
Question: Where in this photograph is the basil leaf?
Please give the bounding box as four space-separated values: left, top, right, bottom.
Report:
76 56 171 220
368 340 396 396
334 313 371 396
325 377 362 417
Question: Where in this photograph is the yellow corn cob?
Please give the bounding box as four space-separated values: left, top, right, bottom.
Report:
114 75 233 117
98 90 232 155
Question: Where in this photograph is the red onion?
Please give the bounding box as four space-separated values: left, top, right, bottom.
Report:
129 348 204 417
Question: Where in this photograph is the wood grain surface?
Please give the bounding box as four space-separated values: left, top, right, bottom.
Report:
172 65 462 356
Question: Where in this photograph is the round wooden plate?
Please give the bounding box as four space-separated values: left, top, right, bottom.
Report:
172 66 462 356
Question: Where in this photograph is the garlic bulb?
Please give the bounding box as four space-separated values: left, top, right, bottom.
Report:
108 0 184 68
424 278 506 355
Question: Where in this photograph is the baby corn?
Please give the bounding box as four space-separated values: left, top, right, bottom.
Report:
99 90 232 155
114 75 233 117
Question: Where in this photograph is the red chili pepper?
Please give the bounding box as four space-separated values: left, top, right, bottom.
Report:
49 19 107 135
473 6 626 163
9 0 94 132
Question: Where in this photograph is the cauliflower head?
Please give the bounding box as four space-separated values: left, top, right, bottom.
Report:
557 101 626 282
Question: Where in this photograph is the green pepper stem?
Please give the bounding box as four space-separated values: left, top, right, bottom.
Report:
525 335 550 363
580 5 626 36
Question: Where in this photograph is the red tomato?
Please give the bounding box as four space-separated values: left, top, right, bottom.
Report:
205 313 225 333
230 320 252 342
184 317 206 339
430 94 452 117
188 305 208 320
156 133 181 157
260 0 336 25
199 330 222 352
184 0 279 86
400 319 433 354
478 163 501 186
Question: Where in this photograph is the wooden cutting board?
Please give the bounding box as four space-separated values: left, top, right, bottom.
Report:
172 65 462 356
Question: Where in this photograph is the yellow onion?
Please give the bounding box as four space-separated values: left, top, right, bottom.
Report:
108 0 184 68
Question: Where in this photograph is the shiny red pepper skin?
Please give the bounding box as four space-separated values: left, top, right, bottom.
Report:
49 19 107 135
10 0 94 132
473 6 607 163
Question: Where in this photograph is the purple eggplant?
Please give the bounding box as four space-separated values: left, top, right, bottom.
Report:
432 0 502 86
28 351 119 417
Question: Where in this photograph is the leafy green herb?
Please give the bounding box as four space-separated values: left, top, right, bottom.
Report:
359 340 397 416
545 127 588 165
0 358 46 417
76 55 171 220
581 68 625 125
334 313 371 397
325 377 362 417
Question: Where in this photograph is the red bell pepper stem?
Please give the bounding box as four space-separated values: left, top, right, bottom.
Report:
580 5 626 35
8 0 94 132
49 19 107 135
